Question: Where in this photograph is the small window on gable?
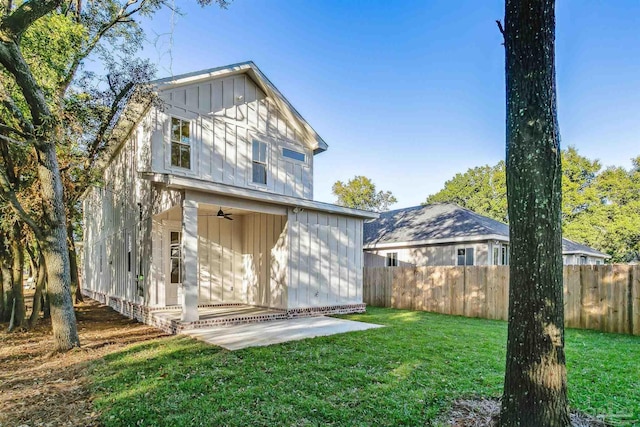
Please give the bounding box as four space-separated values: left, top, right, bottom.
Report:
170 117 191 169
283 148 306 162
386 252 398 267
252 140 267 185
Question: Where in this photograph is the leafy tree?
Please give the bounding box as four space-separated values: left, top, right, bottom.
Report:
499 0 570 425
332 176 397 212
425 148 640 262
426 162 508 222
0 0 228 351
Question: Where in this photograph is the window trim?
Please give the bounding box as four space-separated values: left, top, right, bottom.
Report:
282 147 306 162
251 139 268 186
457 247 475 266
386 252 398 267
170 116 192 170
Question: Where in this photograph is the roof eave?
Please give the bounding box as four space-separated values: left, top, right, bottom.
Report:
144 173 378 219
152 61 329 155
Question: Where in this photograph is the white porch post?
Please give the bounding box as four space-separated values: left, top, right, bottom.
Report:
181 199 199 322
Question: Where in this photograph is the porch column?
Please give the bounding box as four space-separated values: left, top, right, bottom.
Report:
181 199 199 322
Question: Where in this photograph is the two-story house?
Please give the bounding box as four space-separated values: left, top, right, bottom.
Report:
81 62 377 332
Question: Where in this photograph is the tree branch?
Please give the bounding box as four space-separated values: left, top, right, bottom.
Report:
0 80 35 135
0 165 43 240
2 0 63 38
58 0 149 96
0 40 53 130
496 19 505 41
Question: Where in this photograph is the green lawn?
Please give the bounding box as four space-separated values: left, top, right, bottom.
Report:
90 308 640 426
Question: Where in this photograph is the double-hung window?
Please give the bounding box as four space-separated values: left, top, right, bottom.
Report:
386 252 398 267
252 140 268 185
457 248 474 266
171 117 191 169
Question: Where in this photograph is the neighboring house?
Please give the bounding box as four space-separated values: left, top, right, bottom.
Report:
363 203 609 267
82 61 376 327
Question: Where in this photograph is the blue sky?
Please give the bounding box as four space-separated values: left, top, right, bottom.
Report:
137 0 640 207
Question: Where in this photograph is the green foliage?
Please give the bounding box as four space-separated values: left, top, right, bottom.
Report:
425 147 640 262
21 14 88 101
426 162 508 223
332 175 397 212
89 308 640 426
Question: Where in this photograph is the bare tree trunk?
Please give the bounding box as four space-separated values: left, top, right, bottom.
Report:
38 140 81 350
67 223 83 304
500 1 570 426
1 260 11 322
0 266 4 321
8 223 26 331
29 254 46 328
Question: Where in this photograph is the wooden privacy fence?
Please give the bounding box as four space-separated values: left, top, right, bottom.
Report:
363 265 640 336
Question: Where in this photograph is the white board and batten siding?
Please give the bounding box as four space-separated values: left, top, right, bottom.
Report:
83 131 151 304
148 73 314 200
243 213 288 310
288 209 364 309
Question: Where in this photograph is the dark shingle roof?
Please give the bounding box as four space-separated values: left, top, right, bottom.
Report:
364 203 609 258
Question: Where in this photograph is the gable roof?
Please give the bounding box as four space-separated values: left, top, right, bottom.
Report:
364 203 610 258
151 61 328 154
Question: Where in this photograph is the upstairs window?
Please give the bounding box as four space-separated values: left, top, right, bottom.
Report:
252 140 267 185
386 252 398 267
283 147 306 162
171 117 191 169
457 248 474 266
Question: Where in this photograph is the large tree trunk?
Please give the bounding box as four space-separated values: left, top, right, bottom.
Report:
38 141 80 351
500 1 570 426
8 223 26 331
29 254 46 328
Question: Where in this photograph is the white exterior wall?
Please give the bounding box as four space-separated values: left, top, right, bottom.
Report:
563 254 606 265
197 215 244 305
83 129 152 304
149 74 313 199
243 213 288 309
288 209 363 309
364 242 491 267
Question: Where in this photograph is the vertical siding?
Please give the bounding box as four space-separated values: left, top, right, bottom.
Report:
242 213 288 309
288 209 364 309
155 74 313 199
195 215 244 304
83 129 152 305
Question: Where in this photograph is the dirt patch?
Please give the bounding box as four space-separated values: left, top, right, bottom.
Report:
440 398 609 427
0 295 168 427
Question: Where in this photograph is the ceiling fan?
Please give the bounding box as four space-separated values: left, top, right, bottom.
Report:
198 207 234 220
216 208 233 220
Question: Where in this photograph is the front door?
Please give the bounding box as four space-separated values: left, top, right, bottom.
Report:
166 230 182 306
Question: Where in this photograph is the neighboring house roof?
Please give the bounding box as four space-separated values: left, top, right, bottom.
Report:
364 203 610 258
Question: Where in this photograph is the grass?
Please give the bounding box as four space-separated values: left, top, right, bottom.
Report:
89 308 640 426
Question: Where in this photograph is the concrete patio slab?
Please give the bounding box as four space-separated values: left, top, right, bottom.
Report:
181 316 383 350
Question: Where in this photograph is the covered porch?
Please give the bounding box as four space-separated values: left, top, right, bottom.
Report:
149 192 289 322
146 175 376 325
